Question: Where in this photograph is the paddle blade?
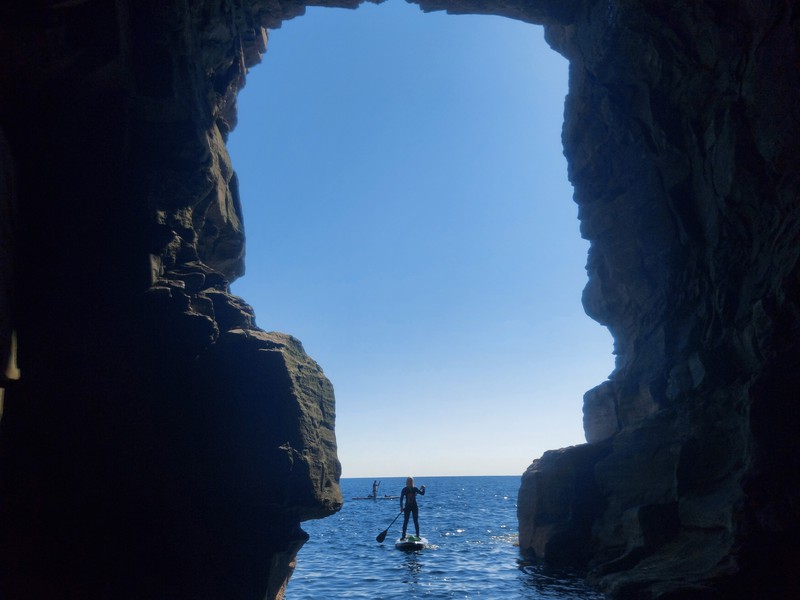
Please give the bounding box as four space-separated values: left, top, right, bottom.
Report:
376 529 388 543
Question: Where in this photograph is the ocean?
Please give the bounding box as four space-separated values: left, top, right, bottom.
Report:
285 476 607 599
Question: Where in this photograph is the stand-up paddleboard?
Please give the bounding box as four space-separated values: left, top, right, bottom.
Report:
395 535 427 551
351 495 400 500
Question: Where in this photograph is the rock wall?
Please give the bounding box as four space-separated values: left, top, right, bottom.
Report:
1 1 798 599
515 2 800 599
0 2 343 598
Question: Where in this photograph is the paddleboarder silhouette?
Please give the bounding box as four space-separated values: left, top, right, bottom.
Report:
399 476 426 540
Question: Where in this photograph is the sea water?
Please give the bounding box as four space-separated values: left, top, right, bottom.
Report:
286 476 607 599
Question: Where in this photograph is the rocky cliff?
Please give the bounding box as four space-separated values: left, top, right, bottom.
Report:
1 1 798 599
515 2 800 599
0 2 343 598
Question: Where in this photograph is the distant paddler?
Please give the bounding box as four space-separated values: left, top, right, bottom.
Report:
372 480 380 498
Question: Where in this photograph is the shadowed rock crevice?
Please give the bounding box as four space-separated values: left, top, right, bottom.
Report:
1 1 798 599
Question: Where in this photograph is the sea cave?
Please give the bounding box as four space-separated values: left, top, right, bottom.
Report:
1 1 798 599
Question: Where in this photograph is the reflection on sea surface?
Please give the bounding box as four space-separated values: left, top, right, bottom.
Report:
519 561 607 599
402 552 423 579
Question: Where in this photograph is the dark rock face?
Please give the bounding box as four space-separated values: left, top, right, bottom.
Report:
518 441 613 567
1 1 798 599
0 2 343 598
516 2 800 599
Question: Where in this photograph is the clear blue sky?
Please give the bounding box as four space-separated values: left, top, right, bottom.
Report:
227 0 614 478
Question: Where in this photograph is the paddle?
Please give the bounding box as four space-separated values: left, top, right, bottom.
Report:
376 511 403 543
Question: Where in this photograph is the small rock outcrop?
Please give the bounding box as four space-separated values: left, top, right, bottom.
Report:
1 1 798 599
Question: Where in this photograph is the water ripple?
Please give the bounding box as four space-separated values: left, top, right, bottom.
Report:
287 476 606 599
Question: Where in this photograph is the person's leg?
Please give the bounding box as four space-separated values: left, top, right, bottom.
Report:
402 508 411 538
412 505 420 537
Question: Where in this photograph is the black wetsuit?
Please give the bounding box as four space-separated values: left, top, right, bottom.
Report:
400 485 425 537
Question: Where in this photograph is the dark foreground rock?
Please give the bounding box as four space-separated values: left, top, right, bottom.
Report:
518 442 612 567
515 1 800 599
0 2 345 598
1 1 799 599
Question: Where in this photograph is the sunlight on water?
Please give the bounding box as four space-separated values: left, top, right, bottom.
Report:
286 477 606 599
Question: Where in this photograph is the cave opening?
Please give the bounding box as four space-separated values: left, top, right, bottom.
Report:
2 2 797 598
227 1 614 478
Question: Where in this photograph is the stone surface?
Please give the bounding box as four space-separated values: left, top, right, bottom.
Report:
582 380 621 443
1 1 799 599
518 2 800 599
0 2 347 598
518 441 612 566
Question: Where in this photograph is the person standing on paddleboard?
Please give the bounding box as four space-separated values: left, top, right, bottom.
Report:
399 476 426 540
